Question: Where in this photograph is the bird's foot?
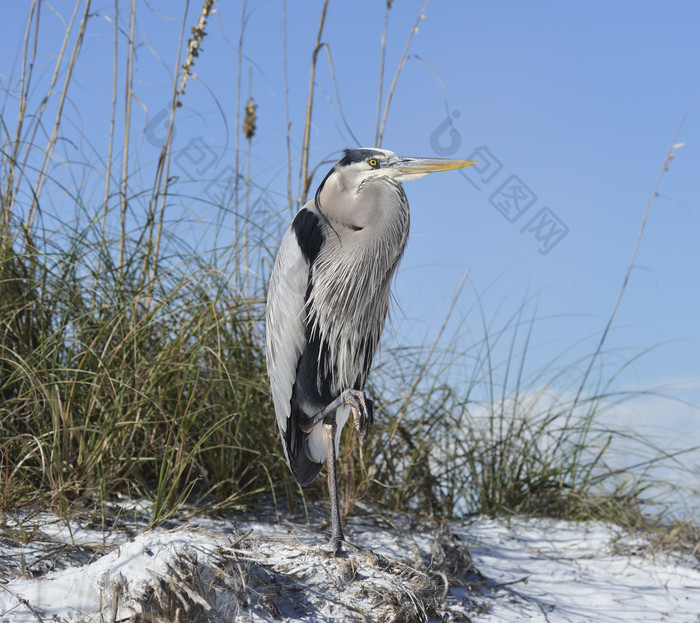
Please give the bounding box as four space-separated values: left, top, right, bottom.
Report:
342 390 373 444
330 534 343 557
329 535 380 563
299 389 373 441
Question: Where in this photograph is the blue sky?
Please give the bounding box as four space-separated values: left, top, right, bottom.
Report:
2 1 699 504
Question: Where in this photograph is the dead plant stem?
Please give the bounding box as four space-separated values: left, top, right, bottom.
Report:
145 0 192 295
374 1 391 147
298 0 329 207
377 0 429 148
2 0 38 251
282 0 293 215
119 0 136 273
25 0 90 236
94 0 120 307
234 0 247 292
244 69 253 299
564 111 689 448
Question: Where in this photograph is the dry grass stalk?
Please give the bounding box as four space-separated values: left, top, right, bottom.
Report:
178 0 215 98
1 1 38 253
282 0 294 215
243 94 257 297
298 0 330 207
119 0 136 272
374 1 392 147
23 0 91 237
376 0 430 148
562 112 689 451
148 0 215 299
94 0 120 306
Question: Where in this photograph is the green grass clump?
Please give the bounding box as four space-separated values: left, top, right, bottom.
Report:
0 217 293 522
345 297 693 530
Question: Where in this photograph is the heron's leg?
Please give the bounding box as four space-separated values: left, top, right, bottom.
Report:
300 389 373 443
322 413 344 555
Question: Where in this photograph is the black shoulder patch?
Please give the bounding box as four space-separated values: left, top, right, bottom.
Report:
292 208 324 265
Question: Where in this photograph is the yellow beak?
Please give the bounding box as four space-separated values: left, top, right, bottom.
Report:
388 156 477 181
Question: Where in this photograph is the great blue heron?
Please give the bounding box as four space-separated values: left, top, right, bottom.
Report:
266 148 476 554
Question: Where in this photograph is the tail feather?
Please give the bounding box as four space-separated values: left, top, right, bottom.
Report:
284 403 324 486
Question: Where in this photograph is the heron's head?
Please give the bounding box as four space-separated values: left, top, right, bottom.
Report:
315 148 476 232
327 148 477 189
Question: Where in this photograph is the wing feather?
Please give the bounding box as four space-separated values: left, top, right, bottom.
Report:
265 225 308 454
266 205 357 484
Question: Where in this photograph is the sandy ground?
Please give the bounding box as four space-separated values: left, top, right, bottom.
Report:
1 503 699 622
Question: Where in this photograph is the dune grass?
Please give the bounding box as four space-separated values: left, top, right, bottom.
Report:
0 217 281 521
0 1 696 538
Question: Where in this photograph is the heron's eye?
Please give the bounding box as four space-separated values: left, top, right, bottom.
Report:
368 158 379 168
